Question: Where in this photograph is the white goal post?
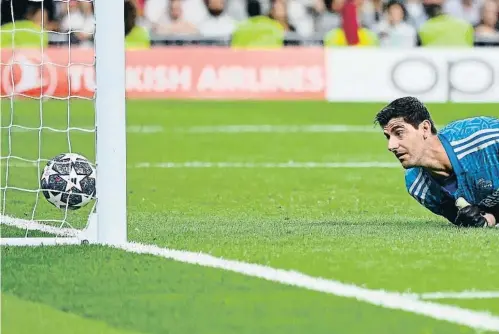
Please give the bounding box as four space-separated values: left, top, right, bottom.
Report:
0 0 127 246
93 0 127 245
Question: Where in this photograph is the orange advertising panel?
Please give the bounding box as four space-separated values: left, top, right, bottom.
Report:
1 47 325 100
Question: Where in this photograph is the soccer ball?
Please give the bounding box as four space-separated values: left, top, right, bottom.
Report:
40 153 96 210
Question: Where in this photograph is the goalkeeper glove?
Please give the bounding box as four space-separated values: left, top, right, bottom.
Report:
454 198 488 228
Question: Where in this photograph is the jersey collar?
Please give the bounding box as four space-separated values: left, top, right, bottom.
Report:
438 133 463 175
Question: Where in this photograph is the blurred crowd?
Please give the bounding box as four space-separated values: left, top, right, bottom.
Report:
142 0 499 40
1 0 499 47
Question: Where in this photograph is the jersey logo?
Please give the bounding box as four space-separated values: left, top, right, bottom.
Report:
476 178 494 204
477 178 493 192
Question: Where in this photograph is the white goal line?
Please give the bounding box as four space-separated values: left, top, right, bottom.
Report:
409 291 499 300
1 215 499 332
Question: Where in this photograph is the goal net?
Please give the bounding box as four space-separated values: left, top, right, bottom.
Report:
0 0 127 246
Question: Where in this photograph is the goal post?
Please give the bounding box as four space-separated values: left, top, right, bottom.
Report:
0 0 127 246
94 0 127 245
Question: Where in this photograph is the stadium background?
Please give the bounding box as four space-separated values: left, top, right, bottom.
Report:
2 0 499 47
1 0 498 103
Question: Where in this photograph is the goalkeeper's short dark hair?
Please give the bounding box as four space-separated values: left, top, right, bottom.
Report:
374 96 438 134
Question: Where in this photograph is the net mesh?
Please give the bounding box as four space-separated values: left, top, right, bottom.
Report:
1 0 97 238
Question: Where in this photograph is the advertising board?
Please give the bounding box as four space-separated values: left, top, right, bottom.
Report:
325 48 499 103
0 47 325 100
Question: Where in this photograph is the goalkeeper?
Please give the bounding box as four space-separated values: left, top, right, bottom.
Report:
374 96 499 228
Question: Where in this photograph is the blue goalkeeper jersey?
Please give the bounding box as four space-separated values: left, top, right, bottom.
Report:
405 116 499 222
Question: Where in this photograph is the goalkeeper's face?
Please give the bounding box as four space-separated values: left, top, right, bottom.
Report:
383 117 428 169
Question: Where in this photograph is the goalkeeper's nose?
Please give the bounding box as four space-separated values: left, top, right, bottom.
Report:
387 137 399 152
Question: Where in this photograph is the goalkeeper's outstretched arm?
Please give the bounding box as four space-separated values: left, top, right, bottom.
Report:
455 198 497 228
417 196 496 228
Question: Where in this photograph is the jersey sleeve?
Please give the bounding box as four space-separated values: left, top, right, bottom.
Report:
405 169 458 223
455 117 499 216
445 117 499 162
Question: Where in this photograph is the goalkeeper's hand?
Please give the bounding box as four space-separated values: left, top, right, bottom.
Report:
455 198 496 228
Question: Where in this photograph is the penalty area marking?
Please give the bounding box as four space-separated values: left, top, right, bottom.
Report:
1 215 499 332
133 161 401 168
6 124 447 134
175 125 381 133
126 125 380 134
8 125 381 134
6 161 401 169
129 124 446 134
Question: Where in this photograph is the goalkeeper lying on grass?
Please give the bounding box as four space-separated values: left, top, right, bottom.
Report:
375 96 498 228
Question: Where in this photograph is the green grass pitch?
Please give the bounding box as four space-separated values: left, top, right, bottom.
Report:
1 100 499 334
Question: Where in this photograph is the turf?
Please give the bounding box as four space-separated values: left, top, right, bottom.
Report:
2 294 142 334
2 100 499 334
0 246 487 334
